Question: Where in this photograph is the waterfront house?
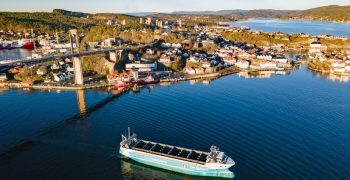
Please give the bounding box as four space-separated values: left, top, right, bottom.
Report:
21 80 33 86
236 60 250 69
185 67 196 75
332 67 345 73
0 73 7 81
259 62 277 69
223 56 236 66
272 57 288 63
257 55 273 61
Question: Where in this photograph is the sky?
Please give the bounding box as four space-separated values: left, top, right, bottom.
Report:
0 0 349 13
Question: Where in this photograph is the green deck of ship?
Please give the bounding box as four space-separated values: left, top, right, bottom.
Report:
132 139 208 165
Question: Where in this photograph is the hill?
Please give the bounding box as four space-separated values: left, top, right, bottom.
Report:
172 9 297 18
0 10 95 32
150 13 234 26
283 5 350 22
0 9 141 33
52 9 90 18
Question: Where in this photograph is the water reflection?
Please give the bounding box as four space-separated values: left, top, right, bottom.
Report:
76 90 87 116
189 78 218 85
237 70 291 79
0 49 32 61
310 70 350 83
120 158 231 180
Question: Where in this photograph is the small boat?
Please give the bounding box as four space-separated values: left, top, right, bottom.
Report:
115 80 130 88
138 73 159 85
119 128 235 178
275 67 285 71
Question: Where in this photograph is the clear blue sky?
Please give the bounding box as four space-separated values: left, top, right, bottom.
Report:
0 0 349 13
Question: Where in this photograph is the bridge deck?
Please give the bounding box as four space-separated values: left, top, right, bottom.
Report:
0 43 154 66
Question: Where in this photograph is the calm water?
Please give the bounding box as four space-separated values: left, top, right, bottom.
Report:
0 49 32 61
0 66 350 179
232 18 350 37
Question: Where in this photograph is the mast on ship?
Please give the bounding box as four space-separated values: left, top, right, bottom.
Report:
121 127 137 149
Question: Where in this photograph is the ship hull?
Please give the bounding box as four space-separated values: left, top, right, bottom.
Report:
120 148 234 178
137 79 159 85
115 83 130 88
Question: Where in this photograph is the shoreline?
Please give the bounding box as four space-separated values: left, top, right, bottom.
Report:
0 67 296 90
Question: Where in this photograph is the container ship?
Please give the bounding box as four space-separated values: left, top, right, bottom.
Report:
119 128 235 178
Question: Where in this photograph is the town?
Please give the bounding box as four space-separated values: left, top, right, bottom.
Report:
1 13 350 88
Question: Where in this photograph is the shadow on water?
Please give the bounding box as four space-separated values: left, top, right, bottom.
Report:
120 157 234 180
0 88 126 158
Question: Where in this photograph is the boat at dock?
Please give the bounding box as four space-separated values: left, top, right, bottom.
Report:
137 74 159 85
119 128 235 178
115 80 131 88
275 67 285 71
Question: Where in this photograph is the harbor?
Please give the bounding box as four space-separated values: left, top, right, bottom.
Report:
1 65 350 179
1 2 350 179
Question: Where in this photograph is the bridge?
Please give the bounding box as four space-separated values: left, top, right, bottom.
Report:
1 42 155 85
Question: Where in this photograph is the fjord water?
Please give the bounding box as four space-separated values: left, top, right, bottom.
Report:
0 49 32 61
232 18 350 37
0 66 350 179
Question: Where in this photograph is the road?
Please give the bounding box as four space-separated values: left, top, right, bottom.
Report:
0 43 155 66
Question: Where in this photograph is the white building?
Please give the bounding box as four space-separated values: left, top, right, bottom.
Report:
125 61 157 72
159 56 171 64
236 60 250 69
272 58 288 63
260 62 277 68
309 42 326 53
0 73 7 81
185 67 196 75
257 55 273 61
223 56 236 65
54 74 65 82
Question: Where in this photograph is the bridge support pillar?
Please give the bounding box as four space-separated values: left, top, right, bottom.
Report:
73 57 84 85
